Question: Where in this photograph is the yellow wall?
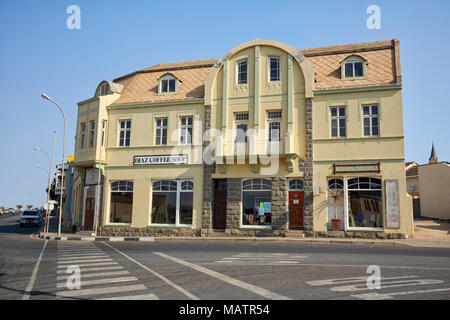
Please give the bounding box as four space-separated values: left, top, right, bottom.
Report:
418 163 450 220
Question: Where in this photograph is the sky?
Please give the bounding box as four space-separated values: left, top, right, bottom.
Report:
0 0 449 208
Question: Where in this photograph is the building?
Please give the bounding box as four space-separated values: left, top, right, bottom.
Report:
69 38 413 238
406 143 450 220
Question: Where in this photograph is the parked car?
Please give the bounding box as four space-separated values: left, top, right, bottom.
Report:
19 210 42 227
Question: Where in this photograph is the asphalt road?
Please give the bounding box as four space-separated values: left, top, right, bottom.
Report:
1 213 450 301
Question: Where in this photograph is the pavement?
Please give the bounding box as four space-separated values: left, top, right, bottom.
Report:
1 213 450 302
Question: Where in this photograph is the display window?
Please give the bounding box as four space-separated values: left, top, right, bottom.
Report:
109 181 133 224
242 179 272 227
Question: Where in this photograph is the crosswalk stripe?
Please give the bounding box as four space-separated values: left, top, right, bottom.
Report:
98 293 159 300
57 262 118 269
57 284 148 298
58 258 113 265
59 255 108 261
57 270 130 281
57 276 138 288
57 266 124 274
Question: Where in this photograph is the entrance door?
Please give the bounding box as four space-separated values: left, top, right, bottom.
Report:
289 191 304 230
84 197 95 231
213 180 227 229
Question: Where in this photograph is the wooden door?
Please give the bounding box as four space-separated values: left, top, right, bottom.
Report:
213 180 227 230
289 191 304 230
84 197 95 231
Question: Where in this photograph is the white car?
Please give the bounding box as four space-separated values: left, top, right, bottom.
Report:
20 210 42 227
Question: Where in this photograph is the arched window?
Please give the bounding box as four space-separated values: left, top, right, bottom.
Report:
159 73 180 93
328 179 343 190
242 178 272 191
341 55 367 79
288 179 304 191
348 177 381 190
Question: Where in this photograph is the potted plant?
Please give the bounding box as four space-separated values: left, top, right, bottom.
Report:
329 188 343 231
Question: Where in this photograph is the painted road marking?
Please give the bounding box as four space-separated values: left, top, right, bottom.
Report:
57 276 138 288
330 279 443 292
57 258 113 264
216 253 308 265
352 287 450 300
59 255 109 260
98 293 159 300
57 270 130 281
57 284 148 298
56 265 123 274
103 242 198 300
154 251 292 300
57 261 118 268
22 240 48 300
307 275 418 286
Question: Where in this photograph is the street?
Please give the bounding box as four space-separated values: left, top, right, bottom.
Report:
1 214 450 301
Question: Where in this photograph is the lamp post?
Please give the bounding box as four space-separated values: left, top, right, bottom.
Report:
41 94 65 237
33 131 56 234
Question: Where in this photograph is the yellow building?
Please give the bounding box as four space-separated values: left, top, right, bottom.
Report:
70 38 413 238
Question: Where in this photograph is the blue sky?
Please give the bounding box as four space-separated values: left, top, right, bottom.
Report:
0 0 449 208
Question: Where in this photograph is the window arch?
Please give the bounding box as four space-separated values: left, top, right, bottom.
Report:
347 177 381 190
288 179 304 191
242 179 272 191
341 55 367 79
328 179 343 190
158 73 180 94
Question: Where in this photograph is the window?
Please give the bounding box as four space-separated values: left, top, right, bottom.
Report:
343 57 365 78
347 177 383 229
180 116 193 145
267 111 282 143
109 181 133 224
237 59 248 84
155 118 168 145
363 105 379 136
269 57 280 81
101 120 107 147
328 179 344 191
89 121 95 148
289 179 304 191
242 179 272 227
151 180 193 225
330 107 346 138
159 74 178 93
119 120 131 146
80 123 86 149
234 113 249 144
100 84 109 96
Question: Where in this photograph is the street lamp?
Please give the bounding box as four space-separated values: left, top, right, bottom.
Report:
41 94 65 237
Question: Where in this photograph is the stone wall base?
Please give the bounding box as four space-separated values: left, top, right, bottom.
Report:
315 231 408 239
98 226 201 237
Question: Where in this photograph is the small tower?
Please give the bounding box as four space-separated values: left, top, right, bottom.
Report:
429 141 439 164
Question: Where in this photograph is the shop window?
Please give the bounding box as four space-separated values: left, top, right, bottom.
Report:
363 105 379 136
242 179 272 227
288 179 304 191
151 180 193 225
109 181 133 224
347 177 383 229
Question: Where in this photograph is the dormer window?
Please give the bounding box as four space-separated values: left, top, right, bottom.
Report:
100 84 109 96
159 74 179 94
341 55 366 79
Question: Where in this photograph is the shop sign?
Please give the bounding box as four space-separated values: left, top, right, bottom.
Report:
333 162 380 174
133 154 188 165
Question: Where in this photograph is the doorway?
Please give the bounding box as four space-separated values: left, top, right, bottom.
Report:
213 179 227 229
83 186 96 231
289 191 304 229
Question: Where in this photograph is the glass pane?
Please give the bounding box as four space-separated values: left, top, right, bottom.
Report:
242 191 271 226
126 121 131 128
339 127 346 137
372 117 378 126
120 121 125 129
354 62 363 77
110 192 133 223
331 127 338 137
372 126 379 136
331 108 337 117
339 119 345 128
345 63 353 77
188 117 193 125
179 192 193 224
364 118 370 126
364 127 371 136
169 79 175 92
371 105 378 114
363 106 370 115
163 118 167 126
162 129 167 144
181 117 186 125
348 190 383 228
339 108 345 116
162 80 168 92
151 192 176 224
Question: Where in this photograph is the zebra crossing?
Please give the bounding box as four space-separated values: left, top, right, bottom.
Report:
56 242 158 300
215 252 308 265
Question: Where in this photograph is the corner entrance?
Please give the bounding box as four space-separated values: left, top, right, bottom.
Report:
288 179 304 230
213 179 227 229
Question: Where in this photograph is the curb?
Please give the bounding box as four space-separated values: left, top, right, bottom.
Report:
37 232 410 246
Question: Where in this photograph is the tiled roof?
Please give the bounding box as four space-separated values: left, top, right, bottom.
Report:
110 39 400 106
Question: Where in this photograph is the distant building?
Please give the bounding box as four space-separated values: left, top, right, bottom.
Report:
406 143 450 220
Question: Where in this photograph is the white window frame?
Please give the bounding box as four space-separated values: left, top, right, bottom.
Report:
343 177 384 232
267 110 282 143
108 180 133 225
363 105 380 137
236 59 248 85
330 106 346 138
268 56 281 82
155 117 168 145
343 57 366 79
180 116 193 145
241 179 272 229
119 119 131 147
150 180 194 227
159 74 178 94
234 112 249 144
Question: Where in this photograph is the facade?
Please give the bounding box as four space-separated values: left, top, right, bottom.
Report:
69 38 413 238
406 144 450 220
